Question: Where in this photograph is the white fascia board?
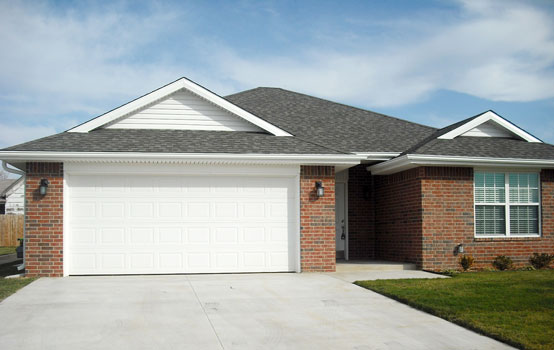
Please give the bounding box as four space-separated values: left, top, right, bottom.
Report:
369 154 554 175
354 152 401 160
0 151 363 166
68 78 292 137
438 111 542 143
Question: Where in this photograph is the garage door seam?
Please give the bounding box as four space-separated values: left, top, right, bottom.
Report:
187 279 225 349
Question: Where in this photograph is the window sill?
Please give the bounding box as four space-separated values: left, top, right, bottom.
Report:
474 235 541 242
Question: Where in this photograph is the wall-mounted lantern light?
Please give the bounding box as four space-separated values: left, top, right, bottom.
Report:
39 179 50 196
315 181 324 197
457 243 464 254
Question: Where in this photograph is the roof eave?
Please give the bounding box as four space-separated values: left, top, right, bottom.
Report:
368 154 554 175
0 151 364 166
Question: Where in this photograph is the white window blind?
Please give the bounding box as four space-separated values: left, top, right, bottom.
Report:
474 171 540 236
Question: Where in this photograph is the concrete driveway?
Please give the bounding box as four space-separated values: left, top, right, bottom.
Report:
0 273 512 350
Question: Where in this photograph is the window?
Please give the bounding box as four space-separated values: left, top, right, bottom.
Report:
474 171 540 236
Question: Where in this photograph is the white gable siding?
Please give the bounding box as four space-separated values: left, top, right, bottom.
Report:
5 181 24 215
461 120 517 138
105 89 263 132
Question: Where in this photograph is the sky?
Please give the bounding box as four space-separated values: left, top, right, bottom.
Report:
0 0 553 150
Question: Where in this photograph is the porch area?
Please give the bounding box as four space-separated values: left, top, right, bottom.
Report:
328 260 446 282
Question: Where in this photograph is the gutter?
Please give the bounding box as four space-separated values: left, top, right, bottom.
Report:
354 152 401 161
2 161 25 176
0 151 365 166
368 154 554 175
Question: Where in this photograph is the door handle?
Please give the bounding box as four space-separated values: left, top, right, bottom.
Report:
340 219 345 240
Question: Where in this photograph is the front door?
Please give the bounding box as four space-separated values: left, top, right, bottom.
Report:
335 182 347 259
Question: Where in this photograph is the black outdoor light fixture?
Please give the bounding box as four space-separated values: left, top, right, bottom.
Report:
315 181 324 197
457 243 464 254
39 179 50 196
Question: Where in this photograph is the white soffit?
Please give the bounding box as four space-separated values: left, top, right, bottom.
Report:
438 111 542 143
368 154 554 175
68 78 292 136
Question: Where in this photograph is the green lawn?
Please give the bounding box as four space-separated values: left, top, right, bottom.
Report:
0 246 16 255
355 270 554 350
0 259 36 301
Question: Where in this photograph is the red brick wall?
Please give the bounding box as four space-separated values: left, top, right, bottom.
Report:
463 169 554 270
376 166 554 271
374 168 423 266
300 166 336 272
420 167 474 270
347 164 375 259
25 162 64 277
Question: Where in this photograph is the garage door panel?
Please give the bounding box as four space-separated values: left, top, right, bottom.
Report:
68 173 297 274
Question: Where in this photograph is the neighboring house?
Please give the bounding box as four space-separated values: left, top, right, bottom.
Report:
0 177 24 215
0 77 552 277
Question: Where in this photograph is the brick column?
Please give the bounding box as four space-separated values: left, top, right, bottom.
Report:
25 162 64 277
300 166 335 272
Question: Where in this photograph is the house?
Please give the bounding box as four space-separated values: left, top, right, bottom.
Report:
0 177 24 215
0 77 552 277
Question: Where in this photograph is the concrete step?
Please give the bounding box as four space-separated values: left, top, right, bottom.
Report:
336 260 417 272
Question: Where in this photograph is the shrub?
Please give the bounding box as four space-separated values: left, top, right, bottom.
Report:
529 253 554 269
459 254 474 271
492 255 513 271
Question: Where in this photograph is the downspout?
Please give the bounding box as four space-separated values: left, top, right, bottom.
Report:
2 161 26 272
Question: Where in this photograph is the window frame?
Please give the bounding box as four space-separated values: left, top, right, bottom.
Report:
473 168 541 238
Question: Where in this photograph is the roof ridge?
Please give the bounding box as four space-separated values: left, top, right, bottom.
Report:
231 87 437 131
399 111 489 156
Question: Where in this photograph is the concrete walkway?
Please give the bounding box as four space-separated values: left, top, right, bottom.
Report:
326 269 448 282
0 273 513 350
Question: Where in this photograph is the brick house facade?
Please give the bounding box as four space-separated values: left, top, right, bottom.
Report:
3 79 553 277
368 167 554 271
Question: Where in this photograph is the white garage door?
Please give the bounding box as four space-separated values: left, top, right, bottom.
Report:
67 173 297 275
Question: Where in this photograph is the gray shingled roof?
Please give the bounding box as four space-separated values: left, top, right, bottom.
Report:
409 137 554 159
1 129 346 154
398 110 554 159
226 88 437 153
1 86 553 161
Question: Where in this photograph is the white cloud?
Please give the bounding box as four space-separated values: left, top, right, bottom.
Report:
0 1 186 118
208 0 554 107
0 0 552 140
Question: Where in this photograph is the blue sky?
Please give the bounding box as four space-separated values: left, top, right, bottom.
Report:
0 0 553 149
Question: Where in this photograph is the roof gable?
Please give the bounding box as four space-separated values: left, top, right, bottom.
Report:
104 89 264 132
68 78 292 136
437 110 541 142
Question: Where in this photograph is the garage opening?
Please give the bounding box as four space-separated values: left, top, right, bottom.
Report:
66 171 298 275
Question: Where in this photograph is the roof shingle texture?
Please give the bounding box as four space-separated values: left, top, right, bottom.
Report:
2 87 553 161
226 88 437 153
410 137 554 159
1 129 345 154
